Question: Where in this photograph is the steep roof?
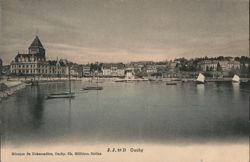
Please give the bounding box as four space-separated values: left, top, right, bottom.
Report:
29 36 44 48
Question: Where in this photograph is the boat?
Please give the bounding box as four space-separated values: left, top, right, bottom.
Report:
83 69 103 90
240 79 249 83
196 73 205 84
232 74 240 83
114 78 149 82
49 92 75 95
47 93 75 99
83 86 103 90
47 66 75 99
115 79 126 82
166 82 177 85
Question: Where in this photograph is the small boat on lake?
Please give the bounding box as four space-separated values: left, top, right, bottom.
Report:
47 92 75 99
232 74 240 83
196 73 205 84
115 78 148 82
47 66 75 99
83 86 103 90
83 69 103 90
166 82 177 85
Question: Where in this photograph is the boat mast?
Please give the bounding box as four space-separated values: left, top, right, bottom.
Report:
97 62 98 88
68 65 71 93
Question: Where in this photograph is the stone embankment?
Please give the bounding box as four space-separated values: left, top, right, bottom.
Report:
0 80 25 101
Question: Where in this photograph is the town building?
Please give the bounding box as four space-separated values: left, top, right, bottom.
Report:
102 63 125 77
125 68 135 79
228 60 240 70
146 65 157 73
10 36 68 77
198 59 240 72
199 60 219 71
82 65 91 77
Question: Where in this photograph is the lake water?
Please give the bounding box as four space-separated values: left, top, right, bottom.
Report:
0 81 249 146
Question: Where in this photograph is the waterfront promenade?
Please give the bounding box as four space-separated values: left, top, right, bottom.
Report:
0 80 25 100
0 77 81 100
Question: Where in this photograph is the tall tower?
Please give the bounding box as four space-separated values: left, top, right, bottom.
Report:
28 35 46 61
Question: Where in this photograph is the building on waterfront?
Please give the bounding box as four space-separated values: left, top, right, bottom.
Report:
82 65 91 77
165 61 180 77
102 63 125 77
198 59 240 72
124 68 135 79
10 36 68 77
70 66 80 77
199 60 219 71
146 65 157 74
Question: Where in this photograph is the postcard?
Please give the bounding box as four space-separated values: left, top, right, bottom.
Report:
0 0 249 162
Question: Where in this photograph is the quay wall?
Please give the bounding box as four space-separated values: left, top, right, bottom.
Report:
0 80 26 101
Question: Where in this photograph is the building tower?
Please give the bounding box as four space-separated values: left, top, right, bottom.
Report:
28 35 46 61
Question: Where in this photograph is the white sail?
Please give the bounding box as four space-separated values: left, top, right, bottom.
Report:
196 73 205 83
232 74 240 82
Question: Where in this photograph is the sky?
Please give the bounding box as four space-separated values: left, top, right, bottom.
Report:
0 0 249 64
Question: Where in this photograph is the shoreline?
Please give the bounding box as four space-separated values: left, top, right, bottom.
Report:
0 81 26 101
0 76 249 100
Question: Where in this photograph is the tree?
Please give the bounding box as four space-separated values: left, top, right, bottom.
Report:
234 57 240 61
217 63 222 71
241 62 247 75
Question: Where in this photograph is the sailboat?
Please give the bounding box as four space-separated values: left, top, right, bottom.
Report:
232 74 240 83
196 73 205 84
83 71 103 90
47 66 75 99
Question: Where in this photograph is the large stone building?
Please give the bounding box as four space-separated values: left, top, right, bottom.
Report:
10 36 68 76
102 63 125 77
198 59 240 72
82 65 91 77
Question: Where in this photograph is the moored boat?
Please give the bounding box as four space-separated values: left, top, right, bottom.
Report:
166 82 177 85
83 86 103 90
47 66 75 99
47 93 75 99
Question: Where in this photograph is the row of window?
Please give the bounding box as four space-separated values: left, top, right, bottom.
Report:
12 64 37 68
11 69 65 74
17 57 45 62
11 65 65 70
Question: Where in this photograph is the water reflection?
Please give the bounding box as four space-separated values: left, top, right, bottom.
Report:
67 98 72 130
232 82 240 91
232 82 240 101
28 86 45 129
196 84 205 95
